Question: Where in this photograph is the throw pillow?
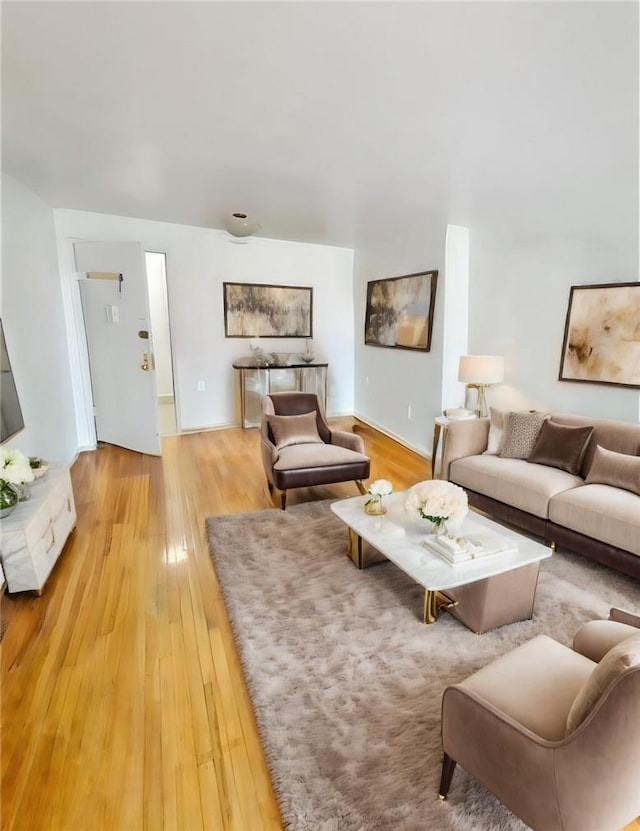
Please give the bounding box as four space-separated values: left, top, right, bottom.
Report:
499 411 548 460
585 445 640 496
527 420 593 476
483 407 505 455
267 411 323 450
565 632 640 735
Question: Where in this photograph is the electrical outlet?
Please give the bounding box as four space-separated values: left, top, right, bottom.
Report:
197 380 205 391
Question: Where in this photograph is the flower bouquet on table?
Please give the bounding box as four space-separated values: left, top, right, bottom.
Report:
0 447 35 515
404 480 468 536
364 479 393 515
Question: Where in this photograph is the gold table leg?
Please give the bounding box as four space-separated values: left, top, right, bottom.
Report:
424 590 459 624
431 422 442 479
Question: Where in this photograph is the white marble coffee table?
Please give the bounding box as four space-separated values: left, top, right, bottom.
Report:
331 491 553 630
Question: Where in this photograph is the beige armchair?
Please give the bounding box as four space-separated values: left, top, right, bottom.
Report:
260 392 370 509
439 608 640 831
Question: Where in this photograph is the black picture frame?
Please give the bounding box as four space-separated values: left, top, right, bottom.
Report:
223 282 313 338
364 270 438 352
0 318 25 443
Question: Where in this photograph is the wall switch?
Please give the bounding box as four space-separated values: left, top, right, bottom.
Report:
105 304 119 323
407 405 412 420
365 375 369 385
197 380 205 391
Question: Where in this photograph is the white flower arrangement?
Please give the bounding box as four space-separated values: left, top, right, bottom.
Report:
364 479 393 515
404 480 468 532
367 479 393 498
1 447 35 487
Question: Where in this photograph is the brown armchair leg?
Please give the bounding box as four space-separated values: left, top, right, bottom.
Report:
437 753 456 800
355 480 367 495
280 491 287 510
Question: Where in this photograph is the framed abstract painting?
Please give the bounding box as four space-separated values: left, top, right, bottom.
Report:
364 269 438 352
558 282 640 388
223 282 313 338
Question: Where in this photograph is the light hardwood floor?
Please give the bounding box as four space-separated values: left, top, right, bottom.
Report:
1 421 638 831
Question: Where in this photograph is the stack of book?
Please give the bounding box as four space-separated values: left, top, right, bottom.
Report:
422 528 517 565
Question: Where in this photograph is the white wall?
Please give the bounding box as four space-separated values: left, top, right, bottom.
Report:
353 211 449 456
4 174 637 468
470 233 640 421
441 225 469 411
1 174 78 461
53 210 355 432
354 219 639 460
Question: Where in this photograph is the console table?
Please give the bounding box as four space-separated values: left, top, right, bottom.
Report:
233 358 328 428
0 463 76 593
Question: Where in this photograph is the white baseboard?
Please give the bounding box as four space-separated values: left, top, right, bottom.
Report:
180 421 238 434
326 407 355 418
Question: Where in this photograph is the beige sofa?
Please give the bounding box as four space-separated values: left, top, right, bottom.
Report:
441 413 640 579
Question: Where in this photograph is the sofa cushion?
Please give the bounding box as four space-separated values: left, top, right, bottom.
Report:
549 414 640 478
549 483 640 556
585 445 640 496
566 633 640 735
267 411 323 450
499 411 548 459
527 420 593 475
483 407 504 455
449 455 583 518
274 443 369 472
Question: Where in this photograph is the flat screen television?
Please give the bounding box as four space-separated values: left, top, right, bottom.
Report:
1 318 25 443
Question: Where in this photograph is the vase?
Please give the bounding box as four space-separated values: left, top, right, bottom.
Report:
427 518 449 536
364 494 386 516
0 484 18 518
14 483 31 501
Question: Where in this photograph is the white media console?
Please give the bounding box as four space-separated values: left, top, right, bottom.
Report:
0 464 76 593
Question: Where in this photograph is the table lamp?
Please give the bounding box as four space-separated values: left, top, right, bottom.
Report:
458 355 504 418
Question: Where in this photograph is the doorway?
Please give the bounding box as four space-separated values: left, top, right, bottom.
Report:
75 240 161 455
145 252 178 436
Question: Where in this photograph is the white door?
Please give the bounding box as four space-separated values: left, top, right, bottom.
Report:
75 241 161 455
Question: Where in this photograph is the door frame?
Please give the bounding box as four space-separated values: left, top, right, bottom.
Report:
58 236 99 450
58 236 165 452
145 250 180 435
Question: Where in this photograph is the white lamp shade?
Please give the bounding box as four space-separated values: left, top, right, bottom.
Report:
458 355 504 385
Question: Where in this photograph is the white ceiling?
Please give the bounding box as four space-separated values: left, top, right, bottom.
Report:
2 1 638 248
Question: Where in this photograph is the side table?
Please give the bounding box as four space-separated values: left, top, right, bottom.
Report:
431 416 451 479
431 416 478 479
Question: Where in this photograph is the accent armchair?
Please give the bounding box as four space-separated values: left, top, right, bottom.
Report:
260 392 370 510
439 607 640 831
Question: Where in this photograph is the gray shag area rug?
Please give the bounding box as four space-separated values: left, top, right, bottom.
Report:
206 500 640 831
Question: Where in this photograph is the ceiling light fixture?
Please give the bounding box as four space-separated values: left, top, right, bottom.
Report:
225 212 260 240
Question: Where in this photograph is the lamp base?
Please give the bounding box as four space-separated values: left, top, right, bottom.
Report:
465 384 491 418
